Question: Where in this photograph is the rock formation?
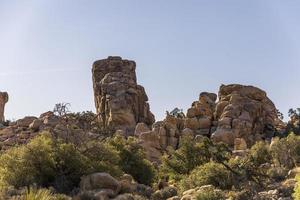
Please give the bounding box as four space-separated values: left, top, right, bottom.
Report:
138 115 183 162
211 84 283 146
138 84 284 162
0 92 8 123
92 56 155 135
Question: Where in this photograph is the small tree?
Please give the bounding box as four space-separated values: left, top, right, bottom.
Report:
109 135 156 186
53 103 71 117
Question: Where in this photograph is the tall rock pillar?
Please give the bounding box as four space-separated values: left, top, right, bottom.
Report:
0 92 8 123
92 56 155 134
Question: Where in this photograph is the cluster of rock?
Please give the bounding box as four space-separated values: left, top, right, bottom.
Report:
135 115 182 162
211 84 285 147
75 173 152 200
137 84 285 162
92 56 155 135
0 112 60 151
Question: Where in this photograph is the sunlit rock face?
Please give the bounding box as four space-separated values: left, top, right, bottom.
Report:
0 92 8 123
211 84 283 146
92 56 155 135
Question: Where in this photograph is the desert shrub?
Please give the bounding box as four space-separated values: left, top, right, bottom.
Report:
287 108 300 135
109 135 156 185
294 174 300 200
242 141 271 185
151 186 177 200
196 186 226 200
181 162 232 191
161 136 231 181
286 133 300 165
270 134 300 169
225 142 272 189
0 132 122 193
227 190 254 200
248 141 271 166
267 167 289 182
24 188 70 200
270 137 292 168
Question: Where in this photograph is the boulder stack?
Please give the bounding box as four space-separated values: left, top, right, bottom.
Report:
138 84 284 162
92 56 155 135
211 84 282 146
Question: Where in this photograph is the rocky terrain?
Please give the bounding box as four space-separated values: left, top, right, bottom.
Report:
0 56 299 200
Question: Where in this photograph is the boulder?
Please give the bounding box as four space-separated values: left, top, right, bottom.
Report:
80 173 121 196
16 116 37 127
181 128 194 138
211 128 234 145
29 119 42 131
234 138 247 151
134 123 150 137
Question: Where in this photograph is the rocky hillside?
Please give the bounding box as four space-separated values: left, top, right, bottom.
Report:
1 56 300 200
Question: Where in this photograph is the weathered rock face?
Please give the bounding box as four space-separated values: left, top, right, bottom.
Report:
211 84 282 146
92 56 155 135
139 115 183 162
0 92 8 123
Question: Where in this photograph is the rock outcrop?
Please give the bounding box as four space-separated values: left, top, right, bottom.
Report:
0 111 99 152
92 56 155 135
211 84 283 146
138 115 183 162
0 92 8 123
138 84 284 162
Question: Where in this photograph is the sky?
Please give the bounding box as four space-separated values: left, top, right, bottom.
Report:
0 0 300 121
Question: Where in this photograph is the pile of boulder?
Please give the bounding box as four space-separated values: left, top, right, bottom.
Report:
75 173 152 200
137 84 285 162
211 84 285 147
0 111 97 151
0 112 62 151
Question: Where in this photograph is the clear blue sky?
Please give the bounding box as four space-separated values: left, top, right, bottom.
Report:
0 0 300 121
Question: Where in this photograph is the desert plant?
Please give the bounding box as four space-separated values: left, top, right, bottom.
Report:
22 188 70 200
181 162 232 191
161 136 231 181
0 132 122 193
294 174 300 200
109 135 156 185
270 134 300 169
196 186 226 200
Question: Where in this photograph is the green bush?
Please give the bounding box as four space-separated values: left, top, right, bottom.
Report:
196 186 226 200
23 188 69 200
294 174 300 200
270 134 300 169
109 135 156 186
181 162 232 191
0 132 122 193
161 136 231 181
248 141 271 166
